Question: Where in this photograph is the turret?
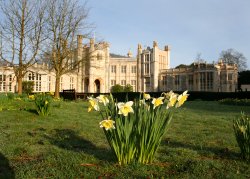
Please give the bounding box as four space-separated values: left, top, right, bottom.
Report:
164 45 170 51
90 38 95 52
153 41 158 48
137 44 142 92
127 49 133 58
77 35 83 49
164 45 171 69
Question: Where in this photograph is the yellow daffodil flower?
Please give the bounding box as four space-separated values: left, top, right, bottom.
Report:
45 100 49 105
239 126 246 134
143 93 151 100
49 91 54 96
96 95 109 106
29 95 35 100
117 101 134 116
99 117 115 130
152 97 164 109
87 97 100 112
166 93 178 109
175 90 189 107
163 90 175 99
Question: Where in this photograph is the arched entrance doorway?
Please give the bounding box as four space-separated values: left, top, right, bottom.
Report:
94 79 100 93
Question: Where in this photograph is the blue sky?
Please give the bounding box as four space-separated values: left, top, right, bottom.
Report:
86 0 250 69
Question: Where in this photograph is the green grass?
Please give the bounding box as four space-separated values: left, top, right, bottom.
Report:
0 96 250 178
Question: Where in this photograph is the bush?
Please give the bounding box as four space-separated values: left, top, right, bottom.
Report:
111 84 124 93
233 113 250 161
22 81 34 94
123 84 133 92
111 84 134 93
34 93 52 116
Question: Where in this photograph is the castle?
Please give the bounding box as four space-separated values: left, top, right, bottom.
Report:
0 35 238 93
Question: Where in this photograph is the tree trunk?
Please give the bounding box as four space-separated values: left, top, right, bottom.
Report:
17 0 25 95
54 76 60 98
17 76 22 95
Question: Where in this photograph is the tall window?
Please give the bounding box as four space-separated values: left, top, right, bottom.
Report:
111 65 116 73
175 75 180 89
145 77 150 91
27 72 41 92
163 76 167 86
145 54 150 62
35 73 42 92
9 75 12 92
48 76 51 91
221 73 227 84
121 80 126 86
121 66 126 73
145 64 150 74
200 72 206 91
28 73 35 81
188 75 193 90
228 73 233 81
111 80 116 86
131 66 136 73
97 53 102 60
207 72 213 90
131 80 136 91
131 80 136 86
70 77 74 89
0 74 6 92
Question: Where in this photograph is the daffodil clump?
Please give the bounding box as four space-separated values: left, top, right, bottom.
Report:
87 90 189 165
34 93 52 116
233 113 250 161
28 95 35 101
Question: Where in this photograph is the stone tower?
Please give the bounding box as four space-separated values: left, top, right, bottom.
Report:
137 44 142 92
87 39 110 93
138 41 171 92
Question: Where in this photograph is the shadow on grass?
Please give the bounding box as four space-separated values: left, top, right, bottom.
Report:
184 101 250 115
45 129 115 163
0 153 15 179
162 139 240 160
24 108 38 115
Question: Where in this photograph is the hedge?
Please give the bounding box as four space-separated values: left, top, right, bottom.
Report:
60 91 250 101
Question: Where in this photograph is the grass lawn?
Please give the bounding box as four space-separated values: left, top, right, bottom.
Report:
0 96 250 178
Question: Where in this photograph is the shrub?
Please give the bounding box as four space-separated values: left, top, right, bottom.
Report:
123 84 133 92
233 113 250 161
111 84 124 93
22 81 34 94
111 84 134 93
34 93 52 116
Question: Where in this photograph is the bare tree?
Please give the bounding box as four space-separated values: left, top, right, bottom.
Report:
0 0 46 94
195 53 205 63
220 49 247 71
45 0 92 98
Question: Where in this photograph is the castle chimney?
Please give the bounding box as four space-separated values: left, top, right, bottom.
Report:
153 41 158 47
164 45 170 51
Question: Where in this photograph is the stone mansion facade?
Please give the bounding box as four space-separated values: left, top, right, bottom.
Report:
0 35 238 93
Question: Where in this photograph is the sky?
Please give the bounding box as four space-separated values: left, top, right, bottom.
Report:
85 0 250 69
